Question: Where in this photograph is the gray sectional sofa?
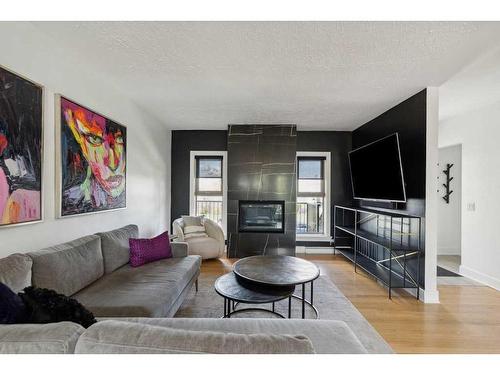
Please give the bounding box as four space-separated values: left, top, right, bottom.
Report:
0 224 201 318
0 224 370 354
0 318 368 354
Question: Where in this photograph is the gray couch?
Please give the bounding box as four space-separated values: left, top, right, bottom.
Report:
0 318 368 354
0 225 370 354
0 224 201 318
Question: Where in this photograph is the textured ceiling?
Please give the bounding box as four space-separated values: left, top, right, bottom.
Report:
33 21 500 130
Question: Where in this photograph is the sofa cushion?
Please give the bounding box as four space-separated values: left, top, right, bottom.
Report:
117 317 368 354
0 322 84 354
28 235 103 296
97 224 138 274
75 320 315 354
186 236 220 259
0 253 32 293
73 255 201 317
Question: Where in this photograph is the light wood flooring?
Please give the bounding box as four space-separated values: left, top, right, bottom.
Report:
200 254 500 353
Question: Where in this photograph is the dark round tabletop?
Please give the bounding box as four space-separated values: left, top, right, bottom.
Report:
214 272 294 304
233 255 320 287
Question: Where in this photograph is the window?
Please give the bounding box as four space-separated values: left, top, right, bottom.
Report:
296 153 330 237
190 151 227 235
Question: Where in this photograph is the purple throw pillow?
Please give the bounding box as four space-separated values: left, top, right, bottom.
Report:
129 231 172 267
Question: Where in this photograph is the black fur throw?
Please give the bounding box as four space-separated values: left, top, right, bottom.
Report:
19 286 97 328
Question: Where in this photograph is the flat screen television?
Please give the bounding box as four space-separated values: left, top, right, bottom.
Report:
349 133 406 203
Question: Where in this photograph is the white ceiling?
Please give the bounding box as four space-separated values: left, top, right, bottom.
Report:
33 21 500 131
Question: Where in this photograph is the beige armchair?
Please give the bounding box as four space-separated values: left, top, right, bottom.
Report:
172 217 225 260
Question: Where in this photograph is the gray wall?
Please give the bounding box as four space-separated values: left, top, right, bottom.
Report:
227 125 297 258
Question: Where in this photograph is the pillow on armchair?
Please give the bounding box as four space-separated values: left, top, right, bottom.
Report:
184 225 208 239
181 215 203 226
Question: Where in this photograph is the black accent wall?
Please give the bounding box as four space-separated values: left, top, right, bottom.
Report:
170 130 227 224
352 89 427 217
351 89 427 287
227 125 297 258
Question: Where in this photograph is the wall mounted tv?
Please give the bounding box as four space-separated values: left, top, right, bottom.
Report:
349 133 406 203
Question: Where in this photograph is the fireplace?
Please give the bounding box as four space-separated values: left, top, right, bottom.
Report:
238 200 285 233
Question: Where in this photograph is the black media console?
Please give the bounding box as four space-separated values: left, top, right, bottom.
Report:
333 205 422 300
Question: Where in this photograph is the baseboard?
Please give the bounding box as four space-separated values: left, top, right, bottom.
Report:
305 247 335 255
421 288 440 303
398 286 439 303
295 246 334 255
459 265 500 290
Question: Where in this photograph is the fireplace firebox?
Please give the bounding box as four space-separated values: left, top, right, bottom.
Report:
238 200 285 233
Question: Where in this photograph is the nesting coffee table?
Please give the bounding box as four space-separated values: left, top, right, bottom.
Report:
214 255 320 319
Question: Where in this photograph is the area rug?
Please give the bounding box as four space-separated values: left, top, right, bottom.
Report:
175 272 393 353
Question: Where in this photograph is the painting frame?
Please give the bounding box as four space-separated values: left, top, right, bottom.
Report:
55 94 127 218
0 64 44 229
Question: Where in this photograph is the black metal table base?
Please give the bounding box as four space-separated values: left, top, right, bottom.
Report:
291 281 319 319
221 298 288 319
221 280 319 319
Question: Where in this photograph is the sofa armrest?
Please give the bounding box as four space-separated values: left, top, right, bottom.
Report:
203 218 225 257
0 322 84 354
171 241 188 258
172 219 185 241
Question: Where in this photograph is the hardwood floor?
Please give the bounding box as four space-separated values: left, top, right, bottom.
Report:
200 254 500 354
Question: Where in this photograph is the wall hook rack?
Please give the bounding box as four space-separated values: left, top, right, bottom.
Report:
442 163 454 203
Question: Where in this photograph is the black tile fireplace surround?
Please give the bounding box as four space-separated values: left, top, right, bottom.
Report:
227 124 297 258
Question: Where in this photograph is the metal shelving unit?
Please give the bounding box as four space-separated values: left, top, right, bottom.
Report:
333 205 422 300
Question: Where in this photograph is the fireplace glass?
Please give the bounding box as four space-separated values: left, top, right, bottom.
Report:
238 200 285 233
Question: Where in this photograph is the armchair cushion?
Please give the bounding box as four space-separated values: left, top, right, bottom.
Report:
181 215 203 226
184 225 208 239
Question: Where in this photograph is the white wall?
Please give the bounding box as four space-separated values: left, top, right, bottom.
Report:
0 23 171 257
423 87 440 303
440 104 500 289
437 145 462 256
439 46 500 290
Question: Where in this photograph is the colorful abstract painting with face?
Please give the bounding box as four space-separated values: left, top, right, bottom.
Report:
0 66 43 227
59 97 126 216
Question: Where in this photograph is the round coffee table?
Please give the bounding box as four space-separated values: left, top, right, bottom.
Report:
215 273 295 318
233 255 320 319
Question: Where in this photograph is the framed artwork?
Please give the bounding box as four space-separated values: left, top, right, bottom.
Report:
56 95 126 217
0 65 43 228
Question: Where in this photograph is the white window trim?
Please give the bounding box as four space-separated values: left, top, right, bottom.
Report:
296 151 331 242
189 150 228 237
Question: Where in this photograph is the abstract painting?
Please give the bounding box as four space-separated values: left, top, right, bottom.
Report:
58 96 126 216
0 66 43 227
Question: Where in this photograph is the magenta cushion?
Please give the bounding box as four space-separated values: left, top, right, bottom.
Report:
129 231 172 267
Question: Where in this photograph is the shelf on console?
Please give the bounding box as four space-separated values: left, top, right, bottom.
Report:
335 225 421 253
336 248 415 289
333 205 422 300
